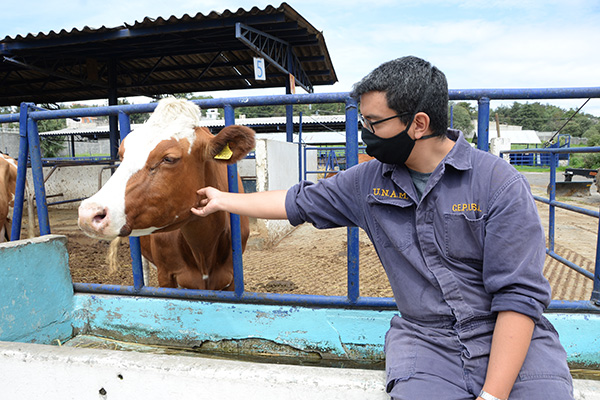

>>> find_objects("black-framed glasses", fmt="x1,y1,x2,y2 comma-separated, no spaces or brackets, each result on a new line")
359,112,412,133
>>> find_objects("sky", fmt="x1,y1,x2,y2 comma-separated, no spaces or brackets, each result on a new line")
2,0,599,116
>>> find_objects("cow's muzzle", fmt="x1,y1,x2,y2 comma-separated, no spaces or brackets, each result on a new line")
78,201,123,239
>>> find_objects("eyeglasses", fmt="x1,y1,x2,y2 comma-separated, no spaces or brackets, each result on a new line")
359,112,412,133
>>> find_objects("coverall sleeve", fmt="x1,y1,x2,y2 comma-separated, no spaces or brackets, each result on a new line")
285,166,366,229
482,174,551,322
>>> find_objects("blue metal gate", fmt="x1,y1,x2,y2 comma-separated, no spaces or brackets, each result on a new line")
1,87,600,312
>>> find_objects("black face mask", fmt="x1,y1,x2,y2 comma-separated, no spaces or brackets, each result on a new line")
361,122,435,165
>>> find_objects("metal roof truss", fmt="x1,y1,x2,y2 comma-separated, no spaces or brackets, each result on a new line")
235,23,312,93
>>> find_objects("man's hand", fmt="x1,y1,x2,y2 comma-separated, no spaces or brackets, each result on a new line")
191,187,224,217
191,187,288,220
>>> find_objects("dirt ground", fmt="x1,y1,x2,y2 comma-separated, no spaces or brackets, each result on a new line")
25,172,598,301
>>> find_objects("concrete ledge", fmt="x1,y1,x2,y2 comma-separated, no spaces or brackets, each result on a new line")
0,341,387,400
0,341,598,399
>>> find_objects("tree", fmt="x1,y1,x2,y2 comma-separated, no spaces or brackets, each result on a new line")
0,106,19,130
118,99,150,124
34,104,67,157
492,101,598,137
583,125,600,146
449,103,474,134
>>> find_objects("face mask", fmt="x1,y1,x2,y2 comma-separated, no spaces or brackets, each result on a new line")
361,122,435,165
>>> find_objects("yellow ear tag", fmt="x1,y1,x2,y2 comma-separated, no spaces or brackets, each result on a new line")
214,143,233,160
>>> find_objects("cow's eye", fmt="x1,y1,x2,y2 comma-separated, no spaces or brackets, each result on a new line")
163,156,177,164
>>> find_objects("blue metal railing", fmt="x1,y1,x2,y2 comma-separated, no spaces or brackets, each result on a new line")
501,147,600,303
1,87,600,311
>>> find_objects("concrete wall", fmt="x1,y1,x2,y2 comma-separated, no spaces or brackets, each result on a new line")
0,235,74,344
29,165,115,208
0,131,20,157
71,139,111,157
254,139,299,247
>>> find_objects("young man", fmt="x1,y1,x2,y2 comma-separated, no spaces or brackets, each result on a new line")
192,56,574,400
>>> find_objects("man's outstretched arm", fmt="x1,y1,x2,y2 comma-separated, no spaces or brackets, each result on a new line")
191,187,288,219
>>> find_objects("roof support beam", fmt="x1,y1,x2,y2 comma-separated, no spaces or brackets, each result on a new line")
235,22,313,93
3,56,109,89
196,52,223,82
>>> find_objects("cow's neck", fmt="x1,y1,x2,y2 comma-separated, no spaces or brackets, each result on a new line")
179,158,231,274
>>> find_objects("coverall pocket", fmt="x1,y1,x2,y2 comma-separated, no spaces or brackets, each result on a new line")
368,194,413,251
443,213,485,262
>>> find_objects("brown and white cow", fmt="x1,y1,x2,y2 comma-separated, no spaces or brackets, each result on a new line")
78,98,255,290
0,153,18,242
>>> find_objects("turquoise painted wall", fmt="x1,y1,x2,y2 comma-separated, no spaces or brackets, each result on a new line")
71,294,396,361
0,235,74,344
1,235,599,368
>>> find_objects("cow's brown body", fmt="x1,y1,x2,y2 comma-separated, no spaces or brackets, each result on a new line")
78,98,255,290
0,154,17,242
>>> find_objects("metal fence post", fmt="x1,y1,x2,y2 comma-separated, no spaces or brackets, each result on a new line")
10,103,31,240
548,153,557,252
345,97,360,303
27,116,50,235
298,112,303,182
477,97,490,152
224,104,245,297
118,110,144,291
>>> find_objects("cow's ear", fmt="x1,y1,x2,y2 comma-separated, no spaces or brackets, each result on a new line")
209,125,256,164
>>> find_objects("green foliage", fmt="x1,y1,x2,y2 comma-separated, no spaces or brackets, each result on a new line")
0,106,19,129
0,106,18,115
569,152,600,169
492,101,599,137
234,102,345,118
118,99,150,124
456,102,477,119
39,136,66,157
449,102,474,134
35,108,67,157
579,153,600,169
583,130,600,146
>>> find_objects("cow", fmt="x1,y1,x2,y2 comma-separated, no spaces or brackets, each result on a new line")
78,98,256,290
0,153,18,242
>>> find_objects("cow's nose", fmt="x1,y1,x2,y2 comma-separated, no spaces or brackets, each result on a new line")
78,203,110,232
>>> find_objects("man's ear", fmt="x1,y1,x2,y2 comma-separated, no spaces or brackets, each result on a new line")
412,112,431,139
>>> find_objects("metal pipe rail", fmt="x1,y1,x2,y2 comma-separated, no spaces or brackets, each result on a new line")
502,148,600,304
3,86,600,311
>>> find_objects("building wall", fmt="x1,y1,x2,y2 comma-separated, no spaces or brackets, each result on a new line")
0,131,20,156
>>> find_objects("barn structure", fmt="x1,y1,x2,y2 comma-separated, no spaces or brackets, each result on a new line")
0,2,338,158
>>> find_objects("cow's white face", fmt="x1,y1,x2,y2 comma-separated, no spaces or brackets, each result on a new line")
78,98,256,241
78,98,201,239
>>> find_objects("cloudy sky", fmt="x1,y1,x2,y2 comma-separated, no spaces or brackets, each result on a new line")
2,0,599,115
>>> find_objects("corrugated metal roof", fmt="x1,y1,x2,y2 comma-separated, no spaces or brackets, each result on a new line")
0,3,337,106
